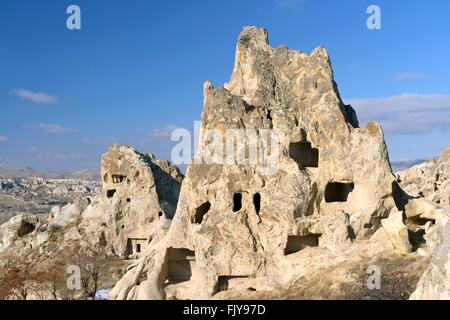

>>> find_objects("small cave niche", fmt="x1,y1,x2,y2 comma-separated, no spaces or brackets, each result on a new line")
217,276,252,292
126,238,147,256
267,109,272,121
112,174,127,183
284,234,320,255
106,189,116,198
233,193,243,212
408,229,427,252
126,198,131,203
158,211,163,217
162,248,196,285
364,223,373,229
17,221,35,237
192,202,211,224
288,142,319,168
325,182,354,203
253,193,261,214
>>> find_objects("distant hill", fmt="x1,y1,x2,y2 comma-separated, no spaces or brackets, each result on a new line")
0,167,100,181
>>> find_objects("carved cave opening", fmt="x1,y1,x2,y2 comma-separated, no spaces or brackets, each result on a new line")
253,193,261,214
192,201,211,224
106,189,116,198
325,182,354,202
284,234,320,255
163,248,196,284
233,193,242,212
288,142,319,168
17,221,35,237
126,238,147,256
217,276,254,292
112,174,127,183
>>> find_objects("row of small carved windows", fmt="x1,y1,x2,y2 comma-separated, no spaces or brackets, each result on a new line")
192,192,261,224
103,174,131,184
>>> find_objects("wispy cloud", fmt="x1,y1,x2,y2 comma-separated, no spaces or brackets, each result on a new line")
138,124,182,153
28,146,84,161
11,88,58,104
391,72,431,81
146,124,180,138
0,135,8,142
345,93,450,134
27,123,75,134
275,0,304,9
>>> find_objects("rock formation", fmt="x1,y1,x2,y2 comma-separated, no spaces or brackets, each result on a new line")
99,144,183,258
109,26,411,300
0,145,183,299
1,26,448,301
405,148,450,299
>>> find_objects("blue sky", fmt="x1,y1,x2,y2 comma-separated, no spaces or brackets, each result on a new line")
0,0,449,171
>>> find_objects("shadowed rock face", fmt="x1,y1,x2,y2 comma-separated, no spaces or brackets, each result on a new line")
109,27,405,300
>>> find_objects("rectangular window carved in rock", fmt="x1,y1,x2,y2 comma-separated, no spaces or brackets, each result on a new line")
112,174,126,183
288,142,319,168
284,234,320,255
106,189,116,198
217,276,253,292
325,182,354,202
164,248,196,284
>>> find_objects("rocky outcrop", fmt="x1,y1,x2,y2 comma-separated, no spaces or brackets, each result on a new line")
0,145,183,264
397,147,450,207
410,209,450,299
407,149,450,299
109,26,408,300
99,144,183,258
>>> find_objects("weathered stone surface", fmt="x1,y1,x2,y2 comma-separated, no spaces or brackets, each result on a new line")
109,26,404,300
0,214,38,253
319,210,353,252
100,144,183,258
405,198,438,221
410,209,450,299
0,145,182,275
397,147,450,207
381,211,411,253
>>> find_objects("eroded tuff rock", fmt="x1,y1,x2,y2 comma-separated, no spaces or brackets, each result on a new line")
406,149,450,299
98,144,183,258
109,26,410,300
397,147,450,207
0,145,183,273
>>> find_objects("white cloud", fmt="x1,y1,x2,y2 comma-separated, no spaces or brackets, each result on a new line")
345,93,450,134
138,124,183,150
275,0,304,9
11,88,58,104
391,72,430,81
27,146,85,161
27,123,75,134
0,135,7,142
